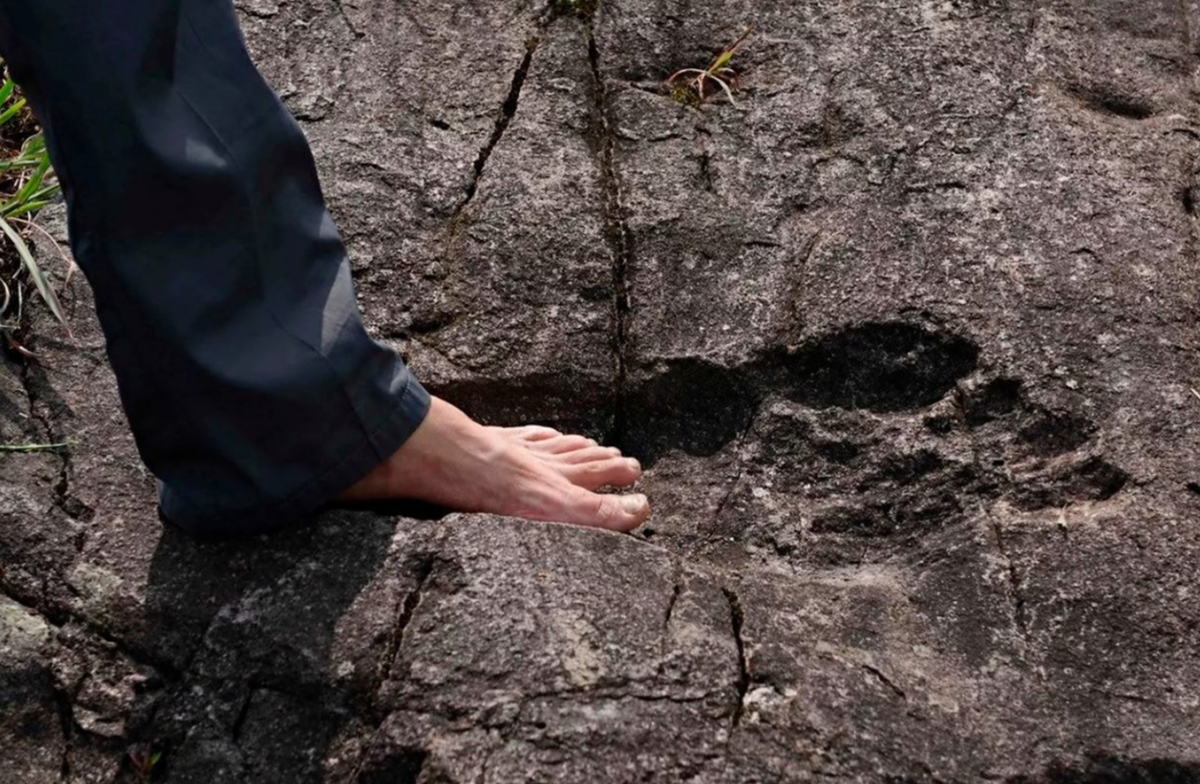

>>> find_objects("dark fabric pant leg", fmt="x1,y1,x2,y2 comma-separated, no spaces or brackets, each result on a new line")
0,0,430,537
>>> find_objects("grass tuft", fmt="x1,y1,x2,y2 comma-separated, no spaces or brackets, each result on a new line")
0,60,70,349
666,28,753,108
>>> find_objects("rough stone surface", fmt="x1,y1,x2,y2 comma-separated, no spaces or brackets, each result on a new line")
3,0,1200,781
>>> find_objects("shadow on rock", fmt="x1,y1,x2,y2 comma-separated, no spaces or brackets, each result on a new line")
774,322,979,413
140,512,400,783
622,322,978,466
622,358,759,466
421,321,982,470
1007,754,1200,784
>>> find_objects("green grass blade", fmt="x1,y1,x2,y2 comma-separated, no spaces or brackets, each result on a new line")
0,97,26,128
0,441,69,453
25,185,59,203
4,200,52,219
11,153,50,207
20,133,45,155
0,78,15,107
0,213,67,327
707,28,753,76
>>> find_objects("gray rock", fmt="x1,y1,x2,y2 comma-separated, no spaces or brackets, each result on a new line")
3,0,1200,781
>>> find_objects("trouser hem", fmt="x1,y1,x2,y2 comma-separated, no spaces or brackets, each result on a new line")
158,374,432,538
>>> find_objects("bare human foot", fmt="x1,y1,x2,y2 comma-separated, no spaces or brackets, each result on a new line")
336,397,651,532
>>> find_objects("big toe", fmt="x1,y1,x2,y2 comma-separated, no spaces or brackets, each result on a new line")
566,491,650,532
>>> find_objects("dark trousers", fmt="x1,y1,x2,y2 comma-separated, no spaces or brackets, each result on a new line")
0,0,431,536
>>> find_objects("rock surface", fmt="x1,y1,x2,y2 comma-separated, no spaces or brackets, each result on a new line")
3,0,1200,781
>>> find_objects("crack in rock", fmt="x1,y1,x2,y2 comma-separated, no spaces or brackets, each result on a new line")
659,561,684,663
585,23,636,448
330,0,362,38
861,663,906,701
374,556,435,714
51,681,75,780
721,587,750,727
456,36,540,213
15,357,75,524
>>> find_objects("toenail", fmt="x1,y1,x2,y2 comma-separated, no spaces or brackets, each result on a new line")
626,458,641,471
620,494,648,513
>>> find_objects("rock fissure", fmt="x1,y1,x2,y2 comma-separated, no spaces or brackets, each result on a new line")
860,663,906,701
51,683,74,781
721,587,750,727
456,36,541,214
585,23,635,448
330,0,362,38
660,561,684,661
15,357,74,524
0,576,180,687
374,557,435,712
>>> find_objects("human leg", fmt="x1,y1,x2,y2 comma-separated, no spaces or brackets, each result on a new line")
0,0,649,535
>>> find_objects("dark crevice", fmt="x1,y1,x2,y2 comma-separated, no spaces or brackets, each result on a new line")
234,1,280,20
0,575,51,620
698,150,715,192
14,357,74,524
629,80,670,98
660,561,684,659
329,0,362,38
586,24,636,450
663,581,681,631
51,682,74,780
905,180,968,194
543,0,598,22
521,684,712,705
455,37,540,214
346,556,437,784
1062,82,1156,120
358,749,429,784
861,663,906,701
721,587,750,727
375,556,435,711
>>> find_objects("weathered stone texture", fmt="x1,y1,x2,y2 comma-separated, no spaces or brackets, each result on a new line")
3,0,1200,781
